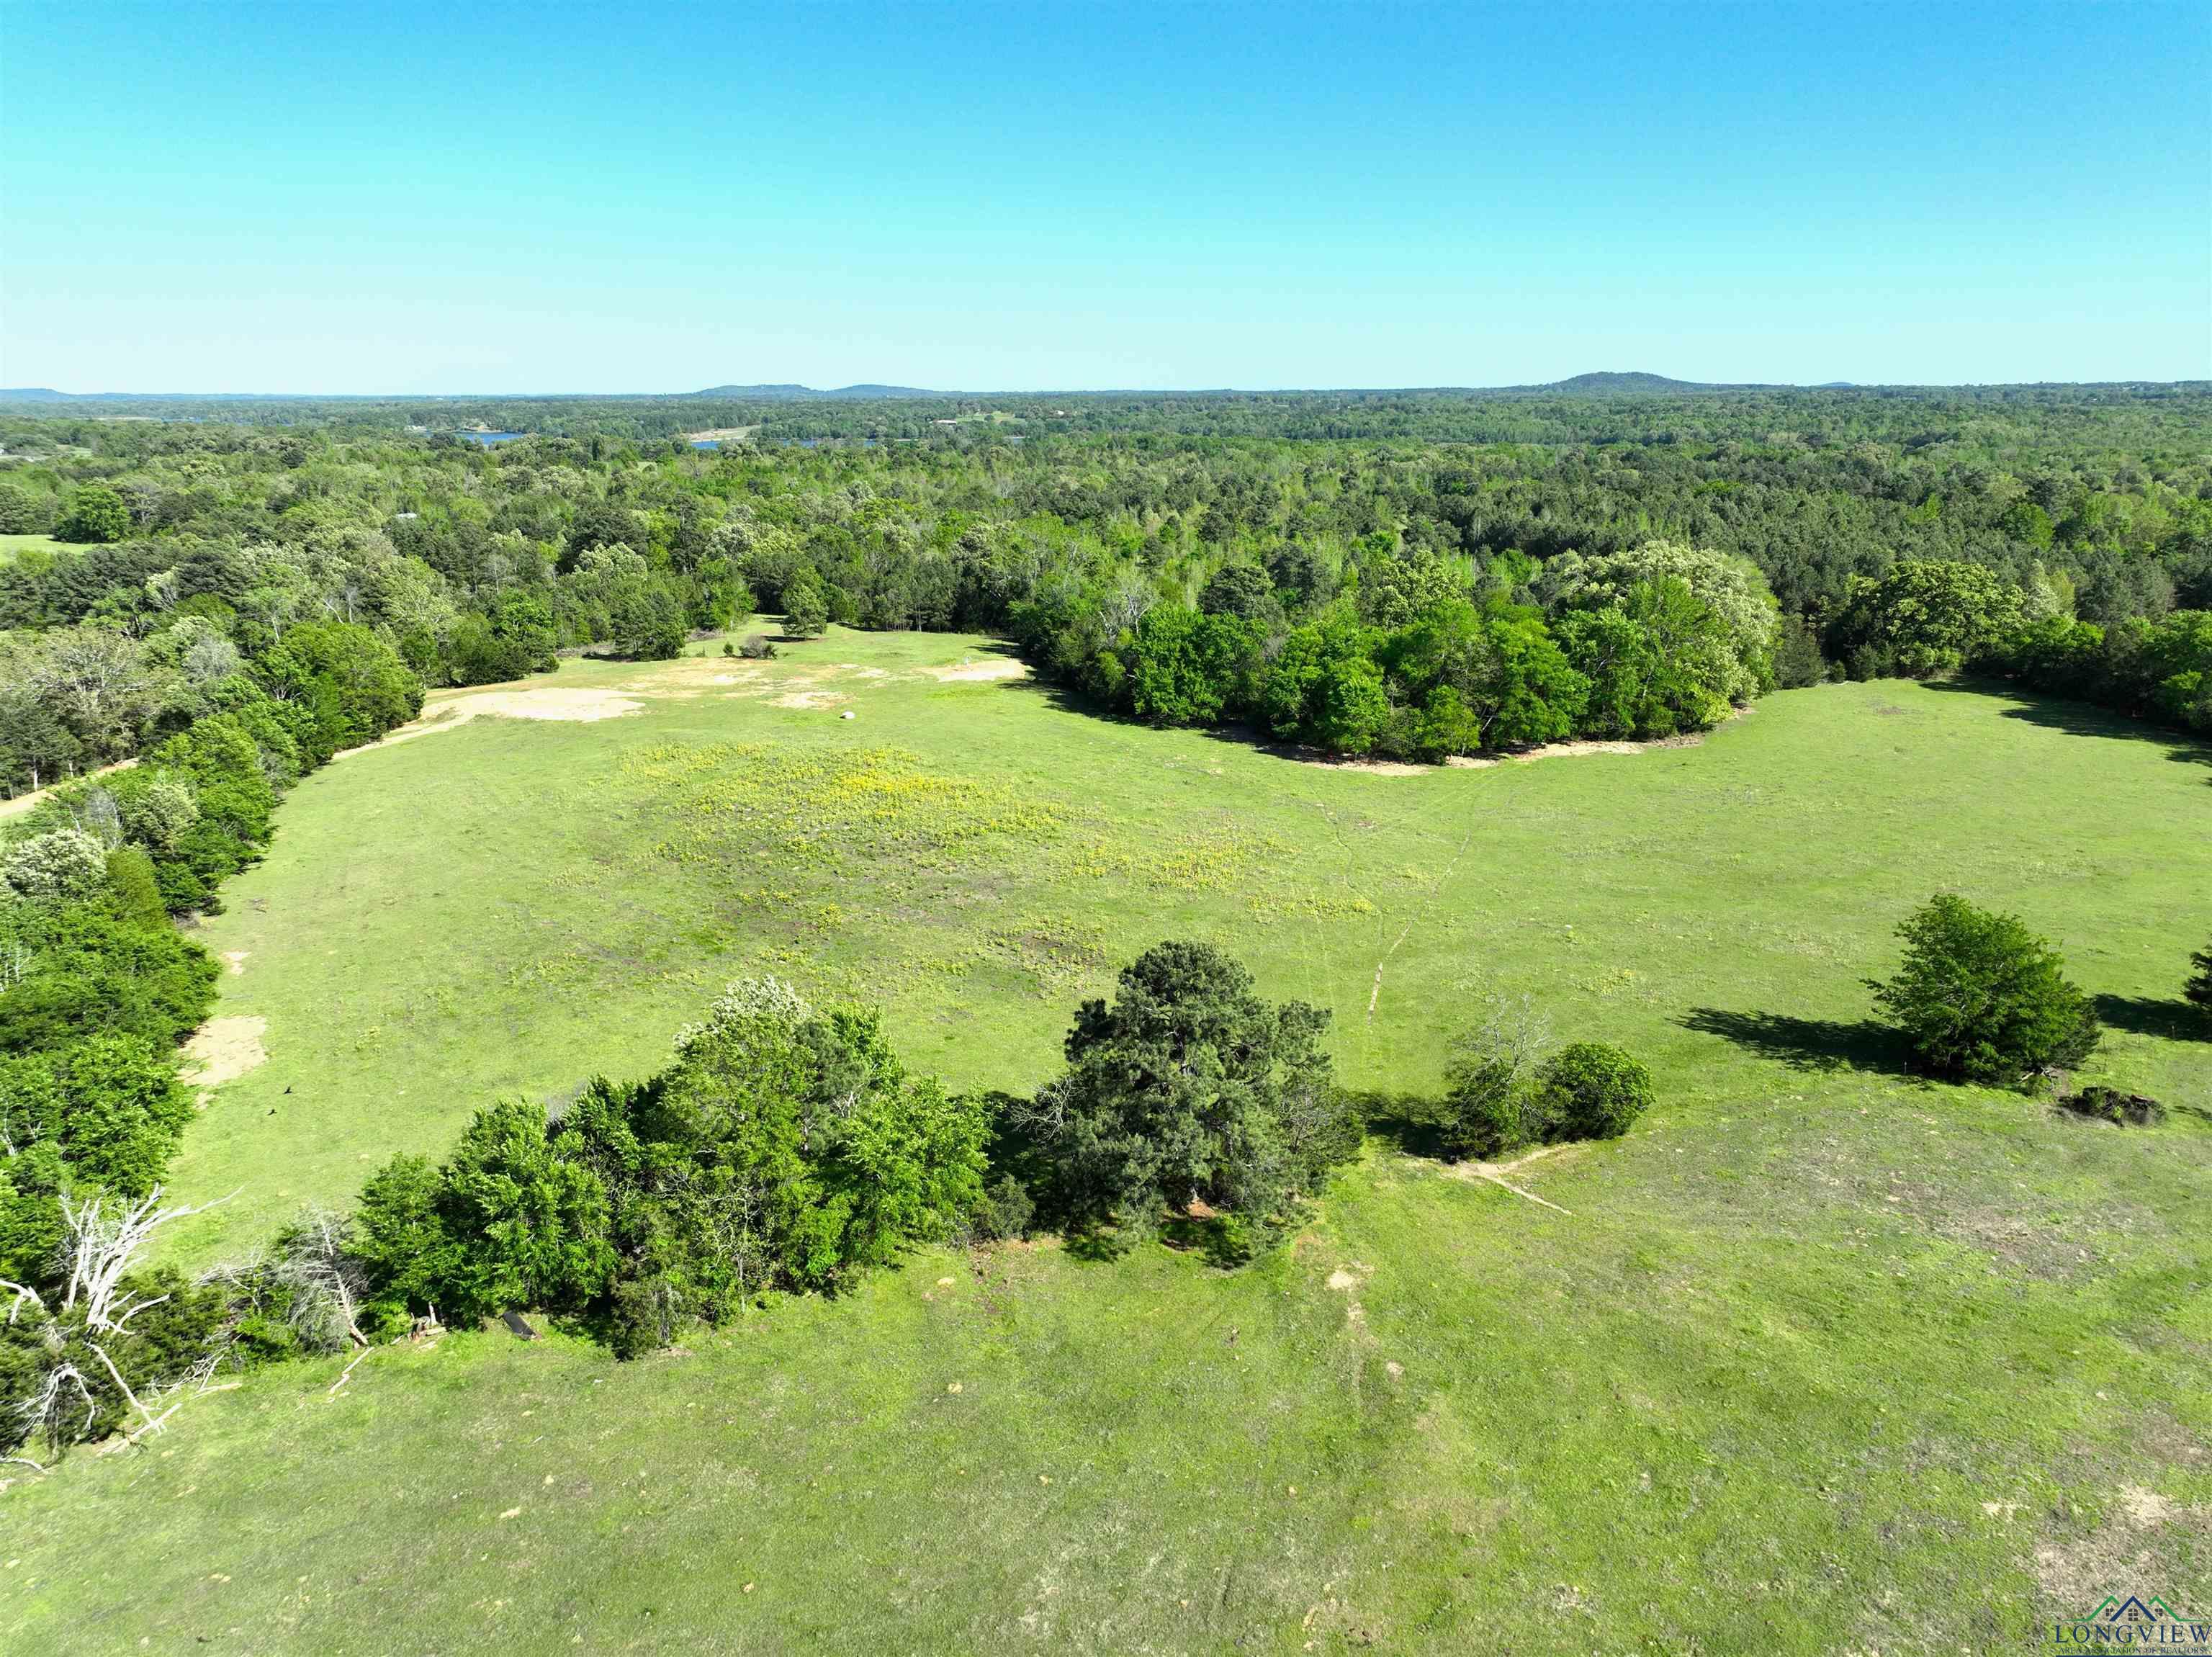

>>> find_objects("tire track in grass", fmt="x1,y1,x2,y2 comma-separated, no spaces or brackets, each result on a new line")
1366,819,1476,1023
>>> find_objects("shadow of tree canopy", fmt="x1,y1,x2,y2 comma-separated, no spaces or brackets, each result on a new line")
1920,677,2212,781
2094,994,2210,1043
1344,1088,1452,1159
1677,1007,1908,1074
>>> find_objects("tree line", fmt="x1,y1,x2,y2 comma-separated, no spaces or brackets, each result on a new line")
0,929,1658,1455
3,388,2206,789
0,616,421,1453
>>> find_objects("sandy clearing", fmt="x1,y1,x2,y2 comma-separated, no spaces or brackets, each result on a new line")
618,658,775,693
1281,718,1734,775
2118,1485,2184,1527
1305,756,1428,777
920,659,1028,683
2034,1481,2208,1608
449,688,645,722
345,688,646,752
772,689,849,710
1448,739,1666,769
220,951,249,976
182,1015,267,1093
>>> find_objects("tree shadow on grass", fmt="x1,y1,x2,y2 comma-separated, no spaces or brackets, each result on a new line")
1919,677,2212,782
1678,1007,1909,1075
2094,994,2211,1043
1344,1089,1451,1159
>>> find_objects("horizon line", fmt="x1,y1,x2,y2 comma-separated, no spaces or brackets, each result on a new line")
6,377,2211,402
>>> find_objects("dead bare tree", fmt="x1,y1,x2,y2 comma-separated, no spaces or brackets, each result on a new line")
1456,992,1556,1090
270,1206,369,1350
0,1185,239,1458
60,1186,234,1334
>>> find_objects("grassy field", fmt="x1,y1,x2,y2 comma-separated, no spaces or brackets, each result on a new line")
4,627,2208,1653
0,531,66,562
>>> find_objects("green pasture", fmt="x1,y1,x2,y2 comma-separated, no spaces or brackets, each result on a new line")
0,532,66,562
3,626,2206,1652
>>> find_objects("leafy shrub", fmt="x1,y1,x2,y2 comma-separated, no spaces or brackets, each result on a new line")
2188,942,2212,1021
349,979,987,1348
1436,1002,1653,1159
1869,894,2101,1086
1435,995,1555,1158
1831,561,2024,678
1537,1043,1653,1140
970,1172,1036,1241
256,620,424,755
0,481,50,534
112,775,199,853
1437,1054,1543,1159
739,632,775,660
1,829,109,902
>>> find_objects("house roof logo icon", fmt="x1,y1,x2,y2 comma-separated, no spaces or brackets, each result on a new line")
2094,1596,2179,1623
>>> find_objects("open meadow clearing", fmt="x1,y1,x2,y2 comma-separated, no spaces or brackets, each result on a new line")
0,533,67,564
2,624,2206,1653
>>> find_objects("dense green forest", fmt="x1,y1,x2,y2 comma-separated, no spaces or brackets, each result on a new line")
0,383,2206,1466
2,384,2207,792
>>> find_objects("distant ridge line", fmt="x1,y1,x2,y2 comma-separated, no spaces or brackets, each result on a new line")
4,374,2205,402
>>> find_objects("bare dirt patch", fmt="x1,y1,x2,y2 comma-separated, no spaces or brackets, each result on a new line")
1325,1263,1371,1328
1272,729,1712,776
772,689,850,710
220,951,250,976
349,688,645,751
919,658,1028,683
2033,1483,2210,1613
451,688,645,722
1439,1144,1579,1213
1305,755,1429,776
183,1015,267,1095
1447,737,1689,768
617,658,775,694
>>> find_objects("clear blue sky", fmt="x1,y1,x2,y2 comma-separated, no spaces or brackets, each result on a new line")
4,1,2207,392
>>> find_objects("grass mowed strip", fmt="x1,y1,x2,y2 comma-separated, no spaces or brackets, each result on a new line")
13,626,2202,1652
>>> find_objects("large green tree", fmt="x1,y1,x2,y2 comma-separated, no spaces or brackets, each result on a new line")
1033,940,1357,1244
55,484,131,545
1832,561,2026,678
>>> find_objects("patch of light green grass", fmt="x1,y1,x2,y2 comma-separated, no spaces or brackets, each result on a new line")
0,532,66,562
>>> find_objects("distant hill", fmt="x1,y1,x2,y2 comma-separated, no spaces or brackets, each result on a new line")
692,382,943,400
0,388,71,401
1542,372,1717,394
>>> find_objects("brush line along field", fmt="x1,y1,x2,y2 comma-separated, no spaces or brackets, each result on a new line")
4,625,2208,1654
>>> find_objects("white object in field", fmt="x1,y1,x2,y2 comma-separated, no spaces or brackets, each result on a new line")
840,710,856,719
